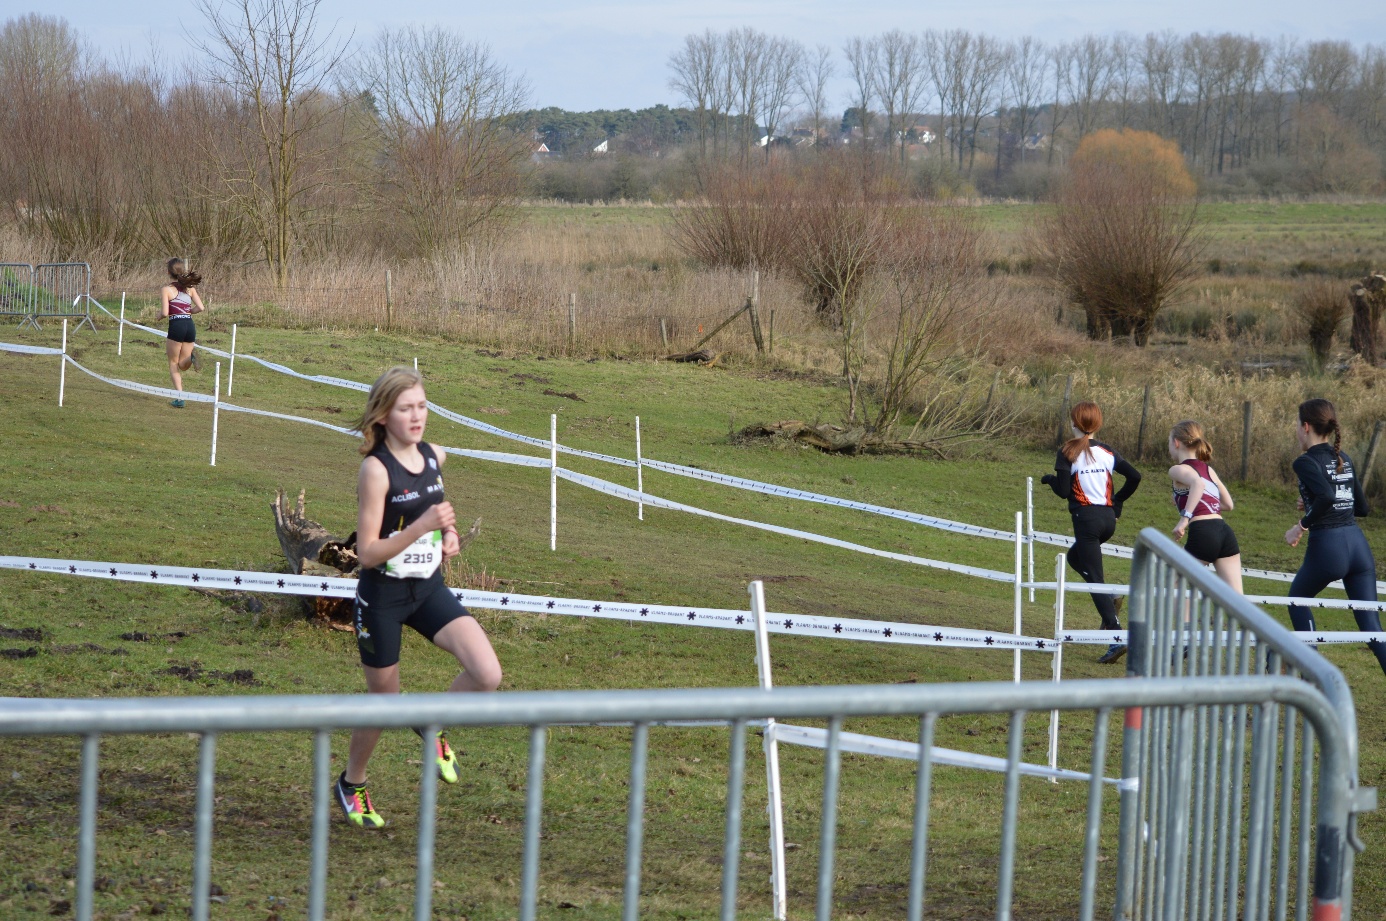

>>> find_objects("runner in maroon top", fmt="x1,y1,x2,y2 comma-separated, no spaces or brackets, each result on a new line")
1168,420,1242,592
157,258,206,408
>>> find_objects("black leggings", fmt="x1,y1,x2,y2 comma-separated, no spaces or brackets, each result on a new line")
1288,525,1386,678
1068,506,1120,631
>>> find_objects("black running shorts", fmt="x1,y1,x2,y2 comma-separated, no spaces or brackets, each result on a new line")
353,570,471,668
167,318,196,343
1183,518,1240,564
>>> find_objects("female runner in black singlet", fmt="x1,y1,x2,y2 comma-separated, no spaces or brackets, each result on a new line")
335,366,502,829
158,258,205,408
1284,399,1386,679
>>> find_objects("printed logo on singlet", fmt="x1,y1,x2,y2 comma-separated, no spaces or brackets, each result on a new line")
426,479,444,495
428,457,437,470
390,490,421,504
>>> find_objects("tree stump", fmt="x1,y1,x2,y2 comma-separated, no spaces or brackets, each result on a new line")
1350,273,1386,366
271,488,480,630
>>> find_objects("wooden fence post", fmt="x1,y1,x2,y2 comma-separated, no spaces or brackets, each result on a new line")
659,317,669,349
568,293,576,354
1136,384,1152,459
746,271,766,354
1055,375,1073,447
1241,401,1253,481
768,309,775,355
1362,420,1386,491
385,269,393,332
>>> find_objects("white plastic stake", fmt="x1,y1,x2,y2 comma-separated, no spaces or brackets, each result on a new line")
1048,553,1067,781
1013,511,1024,683
58,319,67,407
1026,477,1036,602
634,416,644,521
117,293,125,356
211,362,222,466
414,357,418,371
227,324,237,397
549,414,558,551
750,580,788,921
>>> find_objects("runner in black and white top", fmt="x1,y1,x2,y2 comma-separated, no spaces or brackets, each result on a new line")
336,366,502,829
1284,398,1386,679
1041,401,1141,664
1167,420,1242,592
158,258,205,409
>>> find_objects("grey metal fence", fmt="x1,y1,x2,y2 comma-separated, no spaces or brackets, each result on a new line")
1120,527,1375,921
31,262,95,331
0,675,1353,921
1,262,35,326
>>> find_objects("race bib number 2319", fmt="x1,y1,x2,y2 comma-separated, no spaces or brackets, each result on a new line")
384,530,441,579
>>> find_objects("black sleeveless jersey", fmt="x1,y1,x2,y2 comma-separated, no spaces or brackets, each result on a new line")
369,442,445,538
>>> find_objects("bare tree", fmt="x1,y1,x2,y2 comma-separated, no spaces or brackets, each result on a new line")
669,31,722,160
796,44,836,147
354,26,529,258
1069,34,1113,140
1004,36,1048,165
843,36,879,148
1108,33,1138,129
759,37,804,159
958,34,1007,174
1045,40,1074,166
872,208,988,436
1140,31,1187,142
194,0,350,287
871,29,930,164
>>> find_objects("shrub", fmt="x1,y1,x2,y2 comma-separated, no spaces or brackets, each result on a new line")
1295,278,1350,365
1035,129,1206,346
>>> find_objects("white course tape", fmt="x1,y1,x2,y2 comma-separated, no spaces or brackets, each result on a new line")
1025,580,1386,612
63,355,217,403
0,555,1054,652
641,458,1017,541
555,467,1019,585
1059,628,1386,646
769,723,1133,789
1,341,65,355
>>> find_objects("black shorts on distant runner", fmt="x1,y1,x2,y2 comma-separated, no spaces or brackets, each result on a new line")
352,570,471,668
167,318,196,343
1183,517,1240,564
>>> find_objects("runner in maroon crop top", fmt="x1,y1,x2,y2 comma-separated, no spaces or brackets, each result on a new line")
1168,420,1242,592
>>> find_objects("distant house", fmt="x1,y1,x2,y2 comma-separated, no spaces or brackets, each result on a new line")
530,142,551,162
592,139,609,155
757,134,793,149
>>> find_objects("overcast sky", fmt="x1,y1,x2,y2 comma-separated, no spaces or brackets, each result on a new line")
21,0,1386,111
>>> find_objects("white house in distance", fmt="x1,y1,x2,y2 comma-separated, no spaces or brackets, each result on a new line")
592,139,609,155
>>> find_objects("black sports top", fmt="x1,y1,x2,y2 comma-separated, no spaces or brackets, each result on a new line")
369,441,446,539
1294,443,1368,531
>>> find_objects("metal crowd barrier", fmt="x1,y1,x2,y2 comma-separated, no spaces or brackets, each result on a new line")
1120,528,1375,921
31,262,95,331
0,675,1353,921
1,262,35,326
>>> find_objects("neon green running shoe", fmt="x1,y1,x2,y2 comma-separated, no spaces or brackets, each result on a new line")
433,732,460,785
335,773,385,829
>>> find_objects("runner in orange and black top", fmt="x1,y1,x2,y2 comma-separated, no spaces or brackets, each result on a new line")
1041,401,1142,664
1167,421,1242,592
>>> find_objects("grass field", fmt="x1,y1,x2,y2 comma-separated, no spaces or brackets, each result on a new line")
2,316,1385,919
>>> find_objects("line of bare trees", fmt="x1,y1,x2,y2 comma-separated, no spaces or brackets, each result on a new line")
0,3,531,280
669,28,1386,192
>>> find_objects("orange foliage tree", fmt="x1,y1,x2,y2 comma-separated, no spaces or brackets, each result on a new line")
1038,129,1206,346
